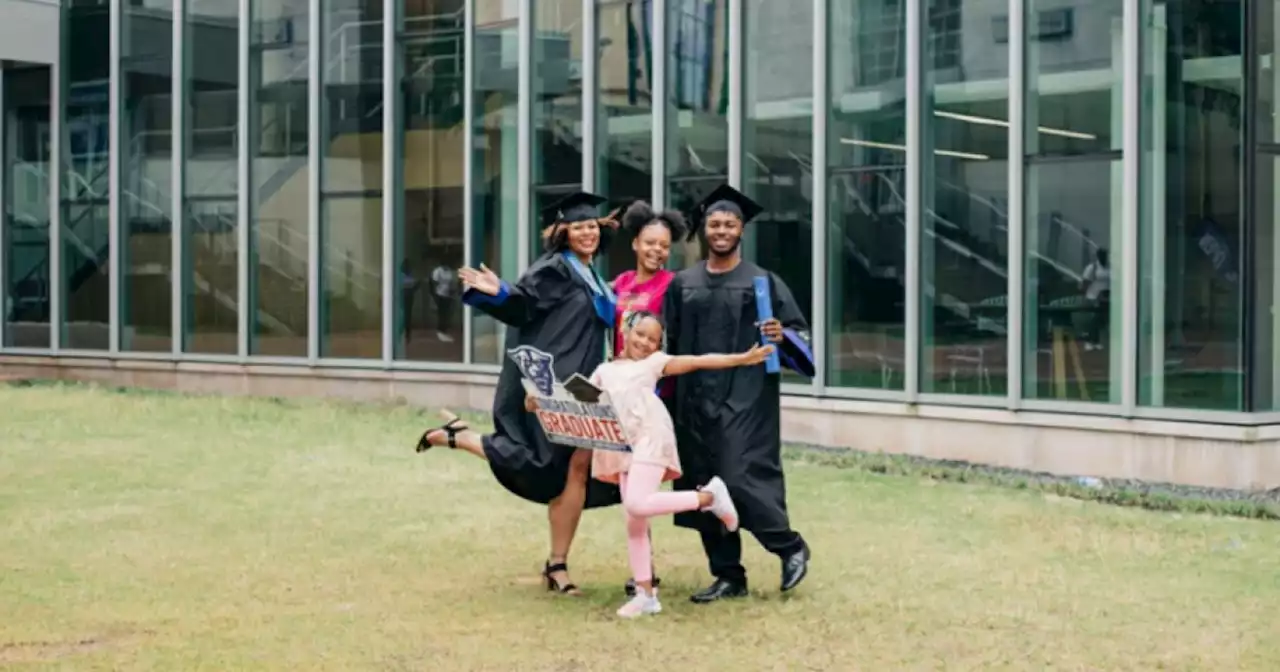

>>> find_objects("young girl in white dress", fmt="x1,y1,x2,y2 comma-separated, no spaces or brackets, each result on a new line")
576,311,773,618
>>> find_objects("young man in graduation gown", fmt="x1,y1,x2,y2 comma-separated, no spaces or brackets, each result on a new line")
662,184,816,603
415,191,622,595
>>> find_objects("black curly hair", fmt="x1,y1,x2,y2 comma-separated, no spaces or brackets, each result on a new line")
621,200,689,242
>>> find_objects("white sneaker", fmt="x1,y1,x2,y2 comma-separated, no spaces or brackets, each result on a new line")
616,587,662,618
701,476,739,532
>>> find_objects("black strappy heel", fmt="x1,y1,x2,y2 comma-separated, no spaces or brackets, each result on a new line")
415,415,468,453
543,561,581,595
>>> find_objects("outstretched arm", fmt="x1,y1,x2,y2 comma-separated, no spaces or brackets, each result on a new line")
461,260,568,328
661,345,774,377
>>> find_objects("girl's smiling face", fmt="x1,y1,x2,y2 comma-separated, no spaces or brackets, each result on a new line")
624,315,663,359
632,222,672,274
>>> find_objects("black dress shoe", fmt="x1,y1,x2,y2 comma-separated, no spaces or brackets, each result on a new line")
780,544,810,592
623,575,661,597
689,578,748,604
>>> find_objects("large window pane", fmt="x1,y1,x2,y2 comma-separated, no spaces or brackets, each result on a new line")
397,1,465,362
744,0,813,378
597,0,654,275
1256,2,1280,410
319,0,383,359
533,0,584,262
182,0,239,355
1023,0,1123,404
826,0,906,390
249,0,310,357
4,66,52,349
120,0,175,353
921,0,1009,396
62,2,111,351
1139,0,1243,410
666,0,726,270
470,0,520,365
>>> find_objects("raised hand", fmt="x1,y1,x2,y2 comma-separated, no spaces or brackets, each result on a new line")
458,263,501,296
738,344,776,366
599,207,623,230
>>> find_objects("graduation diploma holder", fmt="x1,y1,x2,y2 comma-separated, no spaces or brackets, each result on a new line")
506,345,633,453
753,276,782,374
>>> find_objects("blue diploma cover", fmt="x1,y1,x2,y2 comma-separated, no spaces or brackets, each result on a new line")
753,275,781,374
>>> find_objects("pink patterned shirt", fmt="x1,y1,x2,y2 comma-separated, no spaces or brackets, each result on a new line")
612,269,675,398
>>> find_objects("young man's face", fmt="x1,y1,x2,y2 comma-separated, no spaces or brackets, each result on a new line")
703,212,743,258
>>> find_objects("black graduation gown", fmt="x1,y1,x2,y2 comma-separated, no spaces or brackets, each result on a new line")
663,260,815,534
463,254,621,509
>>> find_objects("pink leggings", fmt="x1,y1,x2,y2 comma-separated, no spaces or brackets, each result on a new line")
619,462,703,584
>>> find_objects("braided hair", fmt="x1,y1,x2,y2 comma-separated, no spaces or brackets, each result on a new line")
623,309,664,333
621,200,689,241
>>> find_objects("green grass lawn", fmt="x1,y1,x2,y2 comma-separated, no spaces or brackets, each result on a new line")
2,383,1279,671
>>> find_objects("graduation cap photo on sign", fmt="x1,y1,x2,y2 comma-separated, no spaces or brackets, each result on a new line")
689,184,765,242
562,373,604,404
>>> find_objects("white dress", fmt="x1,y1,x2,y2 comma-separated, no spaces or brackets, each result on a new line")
588,353,681,485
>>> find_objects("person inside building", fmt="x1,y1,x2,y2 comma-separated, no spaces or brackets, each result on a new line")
413,191,621,596
662,184,816,603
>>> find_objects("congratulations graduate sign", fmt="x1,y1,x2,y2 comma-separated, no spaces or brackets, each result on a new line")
507,346,632,453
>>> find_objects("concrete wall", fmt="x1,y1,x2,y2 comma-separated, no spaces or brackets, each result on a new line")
3,354,1279,491
0,0,59,65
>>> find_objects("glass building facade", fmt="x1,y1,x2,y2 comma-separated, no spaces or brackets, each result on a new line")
4,0,1280,426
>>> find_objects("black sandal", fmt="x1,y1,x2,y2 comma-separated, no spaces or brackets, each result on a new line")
543,561,581,595
415,415,468,453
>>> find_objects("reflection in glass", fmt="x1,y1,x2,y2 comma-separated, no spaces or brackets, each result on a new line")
1256,1,1280,410
249,0,310,357
62,2,111,351
920,0,1009,396
470,0,520,365
1024,0,1123,404
597,0,654,276
183,0,239,354
532,0,584,263
4,66,52,349
60,3,111,350
825,0,906,390
744,0,813,368
319,0,383,359
120,0,175,352
1139,0,1243,410
397,0,466,362
666,0,726,270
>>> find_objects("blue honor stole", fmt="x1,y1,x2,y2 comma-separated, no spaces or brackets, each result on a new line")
753,276,782,374
562,252,617,361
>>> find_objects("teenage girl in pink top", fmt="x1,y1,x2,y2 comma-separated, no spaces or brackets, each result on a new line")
611,201,686,362
610,200,686,598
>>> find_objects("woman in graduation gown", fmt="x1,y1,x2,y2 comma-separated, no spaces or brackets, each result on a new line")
415,191,621,596
662,184,817,603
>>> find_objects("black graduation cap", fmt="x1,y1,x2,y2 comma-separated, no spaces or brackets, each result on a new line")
688,184,764,241
540,191,608,229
